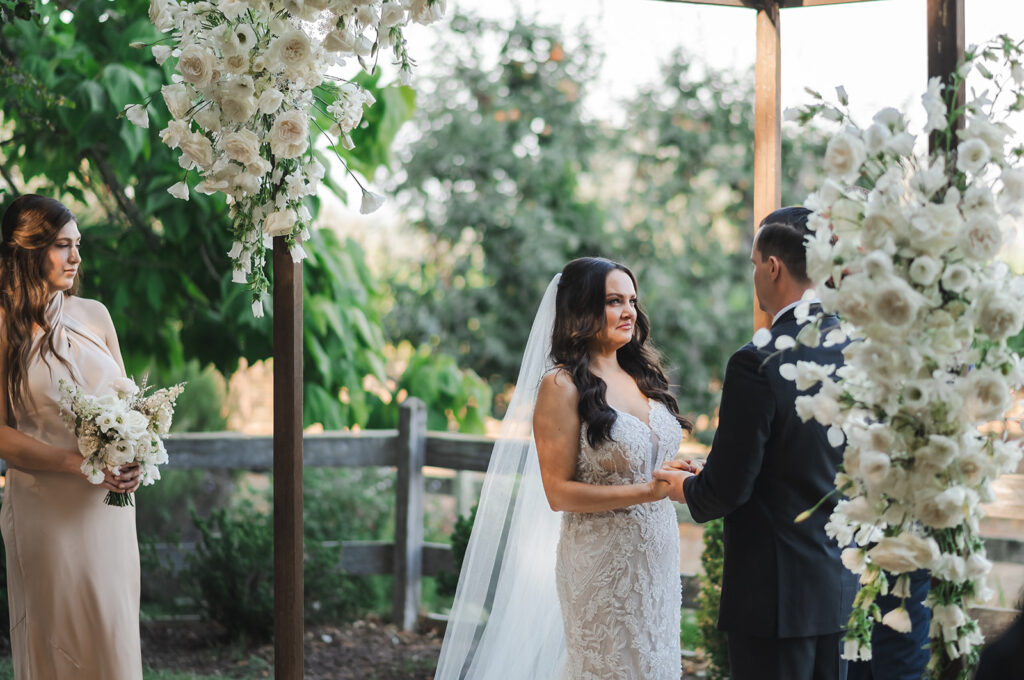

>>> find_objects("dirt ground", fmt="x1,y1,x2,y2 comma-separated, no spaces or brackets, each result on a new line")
137,617,709,679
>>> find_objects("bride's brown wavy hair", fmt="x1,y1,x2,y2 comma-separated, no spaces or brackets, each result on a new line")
0,194,79,411
551,257,692,448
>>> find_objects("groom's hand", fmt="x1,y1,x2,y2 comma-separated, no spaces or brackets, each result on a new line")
652,466,694,504
664,458,704,474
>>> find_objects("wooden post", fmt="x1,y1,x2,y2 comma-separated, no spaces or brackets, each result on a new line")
753,0,781,331
394,398,426,631
927,0,965,151
273,237,304,678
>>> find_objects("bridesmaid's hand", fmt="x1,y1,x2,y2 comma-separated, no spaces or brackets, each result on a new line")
103,463,141,494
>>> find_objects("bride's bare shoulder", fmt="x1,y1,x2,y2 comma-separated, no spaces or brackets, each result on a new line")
539,367,578,399
65,295,112,322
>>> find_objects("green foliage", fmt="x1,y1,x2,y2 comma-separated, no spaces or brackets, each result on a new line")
187,504,275,641
696,518,729,679
186,468,397,639
436,503,476,597
386,14,614,388
0,0,421,431
132,359,228,434
392,346,492,433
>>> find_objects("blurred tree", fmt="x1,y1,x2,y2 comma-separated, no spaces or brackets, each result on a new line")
386,16,828,428
0,0,487,431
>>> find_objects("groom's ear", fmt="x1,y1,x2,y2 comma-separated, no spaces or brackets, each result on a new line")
767,255,784,280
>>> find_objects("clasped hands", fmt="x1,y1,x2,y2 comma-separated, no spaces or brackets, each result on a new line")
650,458,703,504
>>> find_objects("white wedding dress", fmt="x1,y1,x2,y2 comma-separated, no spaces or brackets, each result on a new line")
556,401,683,680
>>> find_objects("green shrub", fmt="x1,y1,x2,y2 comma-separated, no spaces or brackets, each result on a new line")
436,503,476,598
696,518,730,679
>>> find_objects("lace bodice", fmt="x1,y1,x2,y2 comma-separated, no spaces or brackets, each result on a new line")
556,400,684,680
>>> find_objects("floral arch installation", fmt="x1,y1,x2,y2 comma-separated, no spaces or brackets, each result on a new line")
651,0,964,330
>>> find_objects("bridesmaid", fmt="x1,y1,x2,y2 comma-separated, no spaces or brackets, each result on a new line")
0,194,143,679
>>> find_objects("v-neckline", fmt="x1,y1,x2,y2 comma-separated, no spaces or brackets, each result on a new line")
610,399,655,430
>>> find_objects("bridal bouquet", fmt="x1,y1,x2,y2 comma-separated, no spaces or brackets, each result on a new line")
126,0,445,316
778,36,1024,679
59,377,186,507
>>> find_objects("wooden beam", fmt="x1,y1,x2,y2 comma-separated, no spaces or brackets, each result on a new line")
649,0,880,7
753,0,781,331
273,237,304,679
927,0,965,150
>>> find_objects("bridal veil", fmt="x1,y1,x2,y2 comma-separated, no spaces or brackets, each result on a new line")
434,274,567,679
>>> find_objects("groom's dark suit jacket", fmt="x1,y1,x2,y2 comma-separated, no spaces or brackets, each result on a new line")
682,306,858,639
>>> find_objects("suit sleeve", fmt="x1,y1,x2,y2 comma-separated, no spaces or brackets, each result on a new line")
683,347,775,523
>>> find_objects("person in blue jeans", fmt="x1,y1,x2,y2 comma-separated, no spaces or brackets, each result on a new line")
847,569,931,680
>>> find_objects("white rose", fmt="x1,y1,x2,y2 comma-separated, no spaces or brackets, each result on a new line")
978,291,1024,341
264,209,296,237
862,251,893,279
149,0,175,32
257,87,284,115
857,450,891,488
908,201,961,256
824,131,866,183
380,1,405,26
180,133,214,169
177,45,217,87
269,29,312,75
867,533,938,573
956,138,991,175
161,83,193,120
793,361,836,391
805,228,835,284
871,277,922,330
269,110,309,159
958,212,1002,261
222,52,250,75
963,369,1011,422
123,409,150,438
916,486,969,529
234,171,262,196
323,28,357,54
410,0,445,25
221,129,262,166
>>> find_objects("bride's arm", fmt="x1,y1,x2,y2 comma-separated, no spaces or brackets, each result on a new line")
534,370,669,513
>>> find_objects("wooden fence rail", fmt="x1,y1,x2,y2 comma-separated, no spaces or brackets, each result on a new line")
163,402,1024,635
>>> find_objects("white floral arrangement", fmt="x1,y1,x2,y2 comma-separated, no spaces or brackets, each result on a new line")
59,376,186,507
123,0,445,316
774,36,1024,679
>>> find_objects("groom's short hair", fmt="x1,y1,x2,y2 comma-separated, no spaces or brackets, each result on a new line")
754,207,813,284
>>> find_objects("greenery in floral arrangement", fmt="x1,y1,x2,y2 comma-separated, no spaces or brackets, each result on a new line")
695,518,729,680
782,35,1024,679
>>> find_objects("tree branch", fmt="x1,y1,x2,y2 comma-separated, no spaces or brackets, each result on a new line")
82,147,160,252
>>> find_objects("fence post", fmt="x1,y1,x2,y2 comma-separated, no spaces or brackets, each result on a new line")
394,398,426,630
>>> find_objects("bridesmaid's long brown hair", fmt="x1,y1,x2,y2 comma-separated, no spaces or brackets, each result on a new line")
0,194,79,410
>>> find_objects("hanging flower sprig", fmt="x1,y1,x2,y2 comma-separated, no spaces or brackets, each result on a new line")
775,35,1024,680
124,0,445,316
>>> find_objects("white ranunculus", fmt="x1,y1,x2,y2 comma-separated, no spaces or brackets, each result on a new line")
978,291,1024,341
881,607,913,633
963,369,1011,422
269,110,309,159
940,262,972,294
410,0,445,24
956,138,992,175
908,255,941,287
867,533,938,573
824,132,867,183
180,133,214,169
219,77,256,123
221,129,262,166
177,44,217,87
257,87,284,115
161,83,192,119
193,103,222,132
922,76,946,134
264,208,296,237
380,1,406,26
870,277,922,330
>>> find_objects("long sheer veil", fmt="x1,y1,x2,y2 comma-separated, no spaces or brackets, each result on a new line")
434,274,567,679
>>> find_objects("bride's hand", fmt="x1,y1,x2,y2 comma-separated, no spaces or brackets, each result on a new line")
647,478,671,501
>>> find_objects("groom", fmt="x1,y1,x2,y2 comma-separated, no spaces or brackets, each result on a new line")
655,207,857,680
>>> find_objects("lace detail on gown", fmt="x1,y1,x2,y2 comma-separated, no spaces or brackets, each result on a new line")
555,400,683,680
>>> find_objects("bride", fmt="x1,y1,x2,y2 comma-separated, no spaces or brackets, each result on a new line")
436,257,692,679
